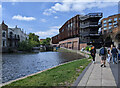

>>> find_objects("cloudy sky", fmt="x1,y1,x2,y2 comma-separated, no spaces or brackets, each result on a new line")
1,0,119,39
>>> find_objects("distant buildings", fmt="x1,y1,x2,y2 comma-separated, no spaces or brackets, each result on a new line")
52,13,103,50
101,14,120,48
1,21,29,52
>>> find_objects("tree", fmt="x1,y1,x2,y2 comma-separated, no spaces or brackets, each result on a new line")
17,33,40,52
40,37,51,45
28,33,40,46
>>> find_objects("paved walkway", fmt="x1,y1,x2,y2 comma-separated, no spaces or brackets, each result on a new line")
78,54,117,87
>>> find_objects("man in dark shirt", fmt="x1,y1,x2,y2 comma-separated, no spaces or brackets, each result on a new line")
90,46,96,64
111,45,118,64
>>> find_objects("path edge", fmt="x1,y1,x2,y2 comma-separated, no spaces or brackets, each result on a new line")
71,62,92,87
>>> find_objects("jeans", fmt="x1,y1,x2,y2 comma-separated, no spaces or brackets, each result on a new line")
112,54,118,63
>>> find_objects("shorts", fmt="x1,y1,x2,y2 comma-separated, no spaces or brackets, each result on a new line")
101,56,106,60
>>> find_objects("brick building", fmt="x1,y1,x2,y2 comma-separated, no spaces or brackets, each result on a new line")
101,14,120,47
52,13,103,50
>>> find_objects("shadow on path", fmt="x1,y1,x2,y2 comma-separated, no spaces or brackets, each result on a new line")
110,62,120,88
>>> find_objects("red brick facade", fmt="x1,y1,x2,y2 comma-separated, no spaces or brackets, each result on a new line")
52,15,80,44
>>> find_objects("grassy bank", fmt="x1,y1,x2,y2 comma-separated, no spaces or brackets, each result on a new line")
3,59,91,87
2,48,92,87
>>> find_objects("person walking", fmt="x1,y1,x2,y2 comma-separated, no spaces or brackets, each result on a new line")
118,47,120,63
111,45,118,64
99,45,107,67
90,46,96,64
107,50,111,63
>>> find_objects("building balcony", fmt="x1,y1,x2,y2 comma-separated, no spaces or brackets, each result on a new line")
80,22,99,28
80,13,102,21
8,35,20,40
8,35,14,39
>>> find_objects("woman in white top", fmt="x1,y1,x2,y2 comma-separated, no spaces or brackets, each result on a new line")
107,50,111,63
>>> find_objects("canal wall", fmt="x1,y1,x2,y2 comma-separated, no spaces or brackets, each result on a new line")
1,49,90,87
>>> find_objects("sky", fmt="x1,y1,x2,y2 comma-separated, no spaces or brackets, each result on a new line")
1,0,119,39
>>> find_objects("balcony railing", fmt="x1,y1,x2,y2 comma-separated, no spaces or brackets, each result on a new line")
8,35,20,39
80,13,102,20
80,22,98,28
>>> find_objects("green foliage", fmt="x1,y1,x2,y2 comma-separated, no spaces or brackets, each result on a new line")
85,46,90,51
17,33,40,51
29,33,39,42
40,37,51,45
17,41,33,52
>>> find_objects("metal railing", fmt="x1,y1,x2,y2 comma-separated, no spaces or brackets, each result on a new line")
80,13,102,20
80,22,98,28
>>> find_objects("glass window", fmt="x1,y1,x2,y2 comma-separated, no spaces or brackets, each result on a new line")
103,20,107,23
104,23,107,26
2,32,5,37
71,23,73,27
3,40,5,47
108,19,112,22
109,26,112,29
104,27,107,30
114,25,117,28
109,23,112,25
114,17,117,21
62,29,64,32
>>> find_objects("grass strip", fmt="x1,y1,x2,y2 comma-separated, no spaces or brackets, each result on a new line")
2,58,91,87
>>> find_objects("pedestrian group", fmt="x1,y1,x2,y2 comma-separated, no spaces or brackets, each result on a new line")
90,44,120,67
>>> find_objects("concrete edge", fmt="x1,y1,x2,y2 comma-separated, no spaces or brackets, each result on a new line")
71,62,92,87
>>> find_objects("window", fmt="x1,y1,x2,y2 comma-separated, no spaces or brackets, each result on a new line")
109,23,112,25
15,34,16,38
104,27,107,30
114,17,117,21
103,20,107,23
109,26,112,29
71,23,73,27
2,32,5,37
113,21,117,25
3,40,5,47
17,35,20,39
68,24,70,28
114,25,117,28
62,29,64,32
108,19,112,22
104,23,107,26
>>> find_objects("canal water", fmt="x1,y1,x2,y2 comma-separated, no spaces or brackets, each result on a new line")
2,51,85,83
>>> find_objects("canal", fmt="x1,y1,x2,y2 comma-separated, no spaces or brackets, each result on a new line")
2,51,85,83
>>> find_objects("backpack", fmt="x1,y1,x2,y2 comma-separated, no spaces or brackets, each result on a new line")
89,47,91,51
100,48,106,55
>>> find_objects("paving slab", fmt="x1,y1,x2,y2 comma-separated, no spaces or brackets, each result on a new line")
77,54,117,87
